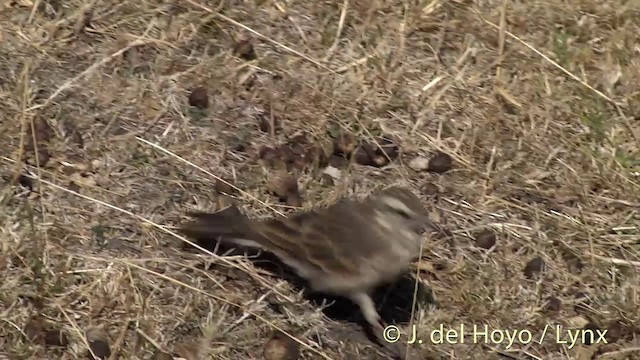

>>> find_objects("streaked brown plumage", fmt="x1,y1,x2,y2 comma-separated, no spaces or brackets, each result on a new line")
180,185,429,354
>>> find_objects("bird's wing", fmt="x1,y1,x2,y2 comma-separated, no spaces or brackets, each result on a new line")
248,202,366,277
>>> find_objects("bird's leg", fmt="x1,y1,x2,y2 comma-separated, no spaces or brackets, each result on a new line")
348,292,405,358
348,292,383,328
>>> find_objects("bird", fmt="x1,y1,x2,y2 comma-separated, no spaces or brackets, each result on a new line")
179,185,430,355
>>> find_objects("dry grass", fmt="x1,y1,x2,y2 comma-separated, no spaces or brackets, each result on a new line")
1,0,640,359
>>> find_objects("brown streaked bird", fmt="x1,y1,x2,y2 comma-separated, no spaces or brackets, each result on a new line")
180,185,429,355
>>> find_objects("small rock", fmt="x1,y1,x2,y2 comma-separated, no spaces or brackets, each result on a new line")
276,145,307,172
285,192,302,207
353,145,375,166
322,166,342,181
421,182,439,196
428,152,453,173
328,155,349,168
354,141,394,167
44,329,69,347
282,151,307,172
408,156,430,171
188,87,209,109
174,340,199,360
321,174,336,186
257,113,280,133
86,329,111,359
151,350,174,360
474,229,496,249
24,317,43,343
289,156,307,172
582,322,600,345
267,174,299,200
215,178,237,195
217,194,236,209
24,116,53,167
605,320,623,343
332,132,356,157
263,330,300,360
374,136,399,160
17,174,34,191
258,146,279,164
523,256,546,279
561,250,584,273
544,296,561,312
87,339,111,359
233,39,257,61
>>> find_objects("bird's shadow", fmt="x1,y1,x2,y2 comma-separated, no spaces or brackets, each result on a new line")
182,237,437,348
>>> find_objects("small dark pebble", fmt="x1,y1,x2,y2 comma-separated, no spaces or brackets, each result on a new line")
259,146,279,163
17,174,33,190
257,114,279,133
353,145,375,166
274,145,305,172
188,87,209,109
87,338,111,359
24,318,43,342
428,152,453,173
474,229,496,250
562,252,584,273
233,39,257,61
288,134,308,151
523,256,546,279
263,330,300,360
285,192,303,208
582,322,600,345
151,350,174,360
258,115,270,132
33,88,50,102
32,116,53,143
544,296,561,312
606,320,623,343
375,136,399,160
332,132,356,157
328,154,349,168
354,144,390,168
355,137,399,168
44,329,69,347
422,182,439,196
215,178,237,195
287,155,307,172
26,147,51,167
267,174,299,200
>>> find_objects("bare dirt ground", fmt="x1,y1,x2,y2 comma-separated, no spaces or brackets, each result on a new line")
1,0,639,359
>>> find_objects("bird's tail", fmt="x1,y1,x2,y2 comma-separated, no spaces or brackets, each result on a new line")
179,205,263,249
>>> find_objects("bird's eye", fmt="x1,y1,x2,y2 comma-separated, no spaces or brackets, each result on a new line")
389,205,412,219
388,205,411,219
